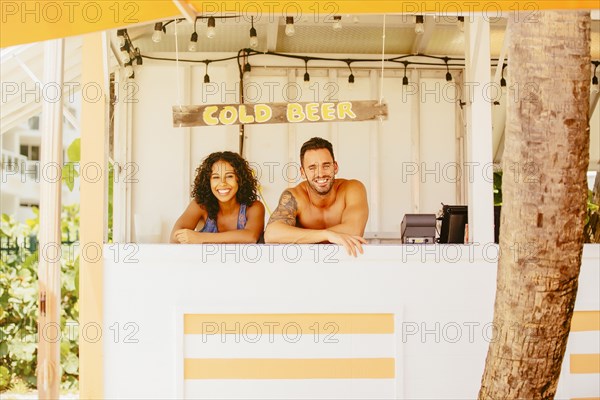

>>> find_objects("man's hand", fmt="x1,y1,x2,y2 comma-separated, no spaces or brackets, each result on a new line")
173,229,198,244
325,230,367,257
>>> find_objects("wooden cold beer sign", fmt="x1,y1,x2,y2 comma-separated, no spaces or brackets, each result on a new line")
173,100,388,127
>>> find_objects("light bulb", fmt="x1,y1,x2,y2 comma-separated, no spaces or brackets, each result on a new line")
152,23,163,43
243,63,251,80
206,27,216,39
285,17,295,36
117,33,126,47
120,49,130,64
457,16,464,32
204,74,210,84
415,15,424,34
207,17,216,38
446,71,452,82
249,27,258,49
333,16,342,31
348,74,354,84
188,32,198,52
124,64,134,78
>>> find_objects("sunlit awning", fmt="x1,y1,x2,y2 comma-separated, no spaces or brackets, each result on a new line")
1,0,597,48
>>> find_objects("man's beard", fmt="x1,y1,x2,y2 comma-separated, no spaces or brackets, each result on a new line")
307,175,335,196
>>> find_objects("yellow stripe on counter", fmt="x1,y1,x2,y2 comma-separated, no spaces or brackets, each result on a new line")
184,313,394,334
571,311,600,332
571,398,600,400
570,354,600,374
184,358,395,379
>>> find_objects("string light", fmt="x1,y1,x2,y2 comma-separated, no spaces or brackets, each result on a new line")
188,32,198,51
188,18,198,52
249,17,258,49
133,25,600,92
116,29,126,47
333,16,342,31
444,57,452,81
457,16,465,32
152,22,164,43
134,48,143,65
402,61,409,85
303,59,310,82
347,61,354,84
124,62,134,79
285,17,295,36
415,15,425,34
206,17,216,39
243,62,252,80
204,62,210,83
120,45,130,64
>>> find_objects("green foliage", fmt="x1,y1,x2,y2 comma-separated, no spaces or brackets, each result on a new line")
584,190,600,243
493,171,503,206
0,207,80,392
63,138,80,192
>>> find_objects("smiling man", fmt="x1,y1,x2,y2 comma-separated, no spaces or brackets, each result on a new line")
264,137,369,256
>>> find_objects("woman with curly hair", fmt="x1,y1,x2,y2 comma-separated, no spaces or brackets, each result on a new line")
170,151,265,243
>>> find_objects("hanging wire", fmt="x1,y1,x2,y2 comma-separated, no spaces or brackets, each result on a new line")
174,19,183,110
379,14,386,105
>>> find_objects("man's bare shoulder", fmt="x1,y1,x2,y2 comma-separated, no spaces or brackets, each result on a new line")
286,182,309,202
337,179,366,194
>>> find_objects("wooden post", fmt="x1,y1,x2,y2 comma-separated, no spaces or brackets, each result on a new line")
79,31,107,399
37,38,64,399
464,17,494,244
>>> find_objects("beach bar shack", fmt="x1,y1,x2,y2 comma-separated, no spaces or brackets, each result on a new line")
1,1,599,399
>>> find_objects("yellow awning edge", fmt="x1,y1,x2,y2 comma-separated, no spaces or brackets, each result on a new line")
1,1,598,48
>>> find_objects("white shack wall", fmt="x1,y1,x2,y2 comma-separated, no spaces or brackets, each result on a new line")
129,60,458,243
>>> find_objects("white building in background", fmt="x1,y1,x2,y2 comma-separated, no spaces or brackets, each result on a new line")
1,112,81,222
1,39,83,222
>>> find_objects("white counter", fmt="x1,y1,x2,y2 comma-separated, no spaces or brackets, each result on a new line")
103,244,600,399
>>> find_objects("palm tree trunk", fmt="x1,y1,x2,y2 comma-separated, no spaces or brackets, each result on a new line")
479,11,591,399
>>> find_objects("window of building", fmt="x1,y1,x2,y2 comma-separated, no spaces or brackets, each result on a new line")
19,144,40,161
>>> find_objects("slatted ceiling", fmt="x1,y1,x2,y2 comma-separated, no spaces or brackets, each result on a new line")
276,26,414,54
425,26,464,56
592,20,600,59
132,23,263,53
489,26,508,56
124,16,518,57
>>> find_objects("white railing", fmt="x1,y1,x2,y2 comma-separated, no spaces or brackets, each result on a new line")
1,150,39,181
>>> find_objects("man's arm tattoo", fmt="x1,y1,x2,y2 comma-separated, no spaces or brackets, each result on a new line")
267,190,297,226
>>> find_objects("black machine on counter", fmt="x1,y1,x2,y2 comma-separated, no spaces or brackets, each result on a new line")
400,214,436,244
401,206,501,244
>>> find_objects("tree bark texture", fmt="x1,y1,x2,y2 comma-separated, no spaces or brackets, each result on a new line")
479,11,591,399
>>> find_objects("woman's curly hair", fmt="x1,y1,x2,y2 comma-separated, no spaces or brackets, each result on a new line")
192,151,259,220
